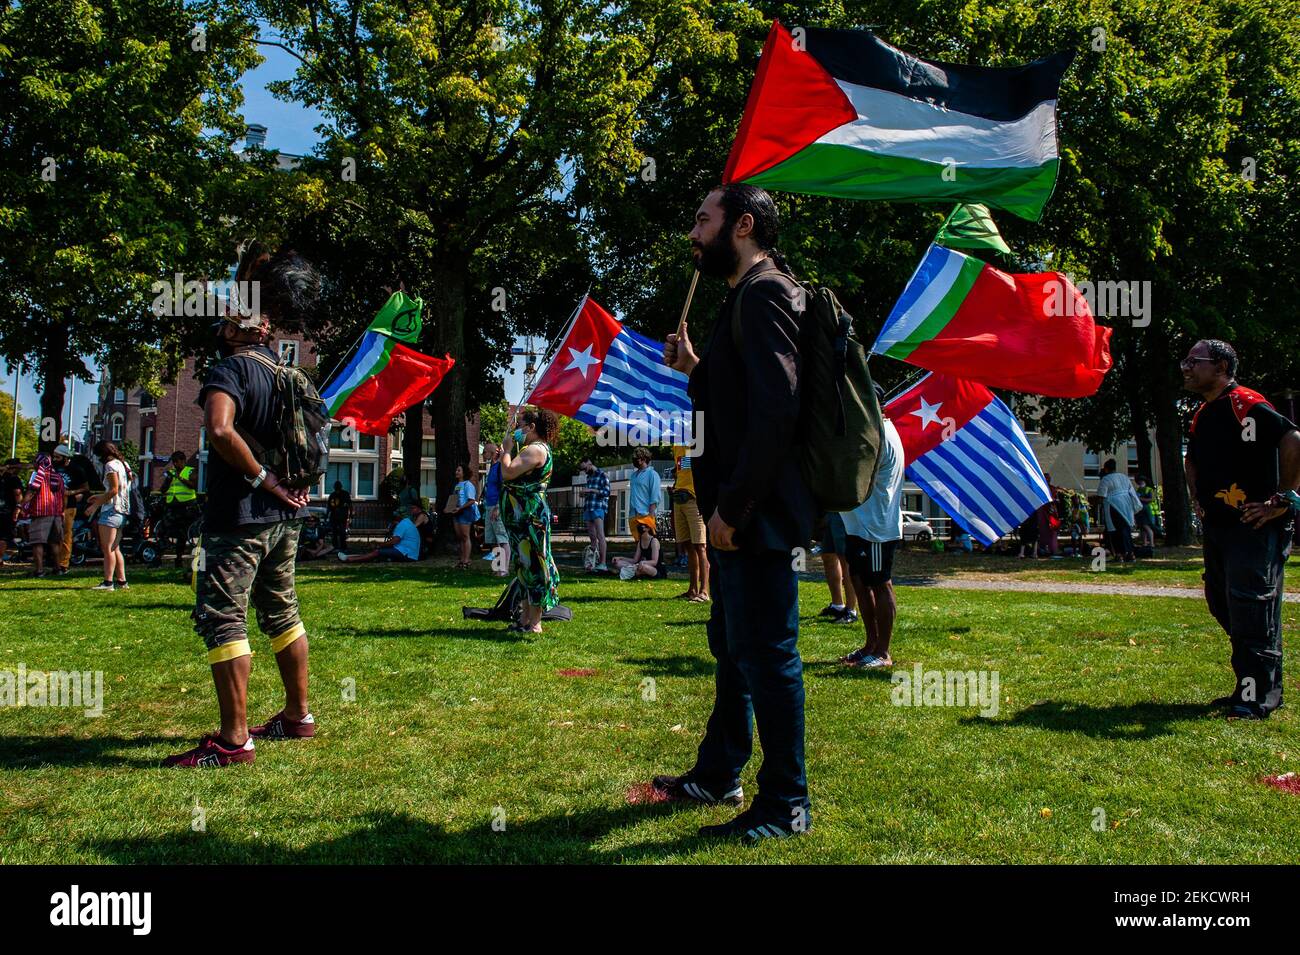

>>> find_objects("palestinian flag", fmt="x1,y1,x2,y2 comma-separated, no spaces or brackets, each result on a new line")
724,22,1074,221
320,333,455,436
871,244,1112,398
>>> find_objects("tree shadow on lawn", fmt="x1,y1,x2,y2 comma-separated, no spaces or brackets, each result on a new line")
0,734,189,769
802,661,894,681
83,805,708,864
328,625,531,644
962,699,1219,740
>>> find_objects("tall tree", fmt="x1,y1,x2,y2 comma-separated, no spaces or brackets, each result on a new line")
0,0,262,449
250,0,720,535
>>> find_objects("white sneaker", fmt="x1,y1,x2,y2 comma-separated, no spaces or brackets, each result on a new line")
860,656,892,669
594,563,608,572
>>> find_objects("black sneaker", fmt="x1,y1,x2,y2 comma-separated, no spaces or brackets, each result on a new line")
1227,704,1265,721
699,806,810,843
651,772,744,807
817,604,844,618
114,581,130,591
832,608,859,625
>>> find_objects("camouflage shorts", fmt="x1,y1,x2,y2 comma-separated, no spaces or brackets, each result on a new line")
193,521,305,662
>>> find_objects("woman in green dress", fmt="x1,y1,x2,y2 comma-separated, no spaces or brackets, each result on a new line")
500,407,561,633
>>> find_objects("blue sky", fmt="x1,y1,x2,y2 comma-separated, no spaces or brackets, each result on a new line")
12,41,532,439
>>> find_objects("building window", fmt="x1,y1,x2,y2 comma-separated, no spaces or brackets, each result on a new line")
111,415,124,442
420,468,437,500
142,427,154,490
326,462,352,494
1126,444,1141,476
357,462,375,497
139,390,156,409
278,340,299,366
359,433,376,451
421,438,436,458
1083,451,1100,480
113,387,125,403
197,427,208,492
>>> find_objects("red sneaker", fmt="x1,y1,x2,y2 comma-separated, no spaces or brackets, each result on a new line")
162,734,255,768
249,711,317,740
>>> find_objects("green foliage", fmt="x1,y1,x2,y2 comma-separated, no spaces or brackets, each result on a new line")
0,380,39,463
0,0,265,438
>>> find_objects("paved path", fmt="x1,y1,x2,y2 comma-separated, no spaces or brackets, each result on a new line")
893,576,1300,602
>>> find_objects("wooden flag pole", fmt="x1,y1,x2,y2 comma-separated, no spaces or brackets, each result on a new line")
676,270,700,339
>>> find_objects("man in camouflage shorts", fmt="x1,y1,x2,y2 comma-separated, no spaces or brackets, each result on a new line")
164,247,321,768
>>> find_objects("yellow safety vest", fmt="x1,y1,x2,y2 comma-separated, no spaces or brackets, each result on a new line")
165,465,197,503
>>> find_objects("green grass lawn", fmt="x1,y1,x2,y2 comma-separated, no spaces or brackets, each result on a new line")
1,560,1297,864
890,544,1299,591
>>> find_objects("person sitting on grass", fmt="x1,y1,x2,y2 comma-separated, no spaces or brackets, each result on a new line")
338,503,423,563
611,521,667,579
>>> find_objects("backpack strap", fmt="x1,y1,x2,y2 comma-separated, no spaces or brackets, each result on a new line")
729,269,803,354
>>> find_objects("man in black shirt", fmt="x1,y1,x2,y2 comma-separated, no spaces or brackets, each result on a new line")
657,184,815,842
0,457,24,564
1183,339,1299,719
327,481,352,552
165,246,322,768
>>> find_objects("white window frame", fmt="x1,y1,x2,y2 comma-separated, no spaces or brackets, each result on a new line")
278,340,300,366
111,414,124,442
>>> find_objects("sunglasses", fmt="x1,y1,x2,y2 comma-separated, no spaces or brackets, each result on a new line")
1179,357,1217,369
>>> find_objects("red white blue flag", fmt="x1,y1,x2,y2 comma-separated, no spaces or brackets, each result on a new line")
885,372,1050,545
526,296,691,442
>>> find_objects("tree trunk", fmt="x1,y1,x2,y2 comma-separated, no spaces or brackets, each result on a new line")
402,401,426,498
36,325,71,452
1153,378,1192,546
427,258,470,551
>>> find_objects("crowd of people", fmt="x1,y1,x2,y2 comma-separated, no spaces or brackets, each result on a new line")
4,188,1295,846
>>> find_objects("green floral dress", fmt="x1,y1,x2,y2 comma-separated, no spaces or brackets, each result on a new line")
502,442,560,610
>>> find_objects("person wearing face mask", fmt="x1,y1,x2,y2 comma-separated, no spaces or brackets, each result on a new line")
499,408,561,634
164,245,323,768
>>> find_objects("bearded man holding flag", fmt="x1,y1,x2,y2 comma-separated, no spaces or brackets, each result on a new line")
654,184,816,843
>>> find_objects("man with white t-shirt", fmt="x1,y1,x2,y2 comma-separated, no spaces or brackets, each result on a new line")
838,393,906,670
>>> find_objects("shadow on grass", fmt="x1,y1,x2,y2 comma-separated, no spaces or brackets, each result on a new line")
620,654,713,678
803,661,894,681
0,734,189,769
562,594,667,604
83,806,705,864
329,625,532,643
963,699,1218,739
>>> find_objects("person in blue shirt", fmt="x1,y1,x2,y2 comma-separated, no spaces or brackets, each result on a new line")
337,504,423,563
627,447,661,538
480,442,509,576
448,463,481,569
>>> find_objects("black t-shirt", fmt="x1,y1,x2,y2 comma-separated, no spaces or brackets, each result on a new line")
327,490,352,524
196,344,306,533
0,473,22,511
56,458,95,515
1187,384,1298,527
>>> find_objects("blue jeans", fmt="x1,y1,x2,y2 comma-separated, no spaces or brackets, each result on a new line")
692,546,808,816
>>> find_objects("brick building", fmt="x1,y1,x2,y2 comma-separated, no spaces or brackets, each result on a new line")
86,330,480,505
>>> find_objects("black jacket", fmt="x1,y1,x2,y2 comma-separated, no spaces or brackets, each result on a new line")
688,258,815,553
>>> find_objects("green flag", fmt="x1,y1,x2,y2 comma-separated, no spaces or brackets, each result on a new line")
934,203,1011,255
368,291,423,344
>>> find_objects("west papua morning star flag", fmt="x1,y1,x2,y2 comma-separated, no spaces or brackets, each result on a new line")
526,296,691,443
723,22,1073,221
885,372,1051,546
872,244,1112,398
